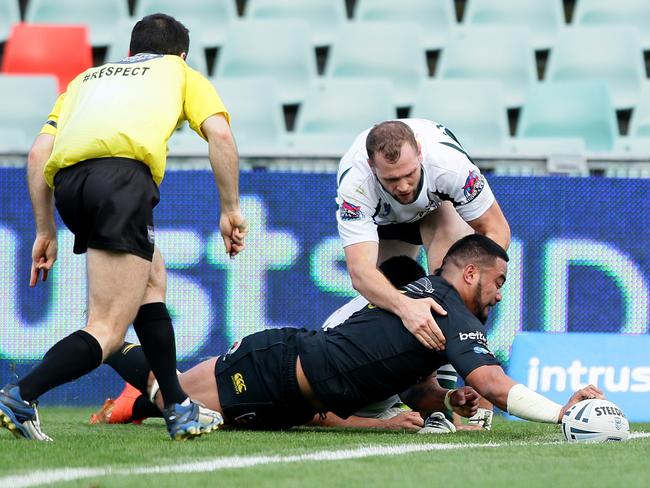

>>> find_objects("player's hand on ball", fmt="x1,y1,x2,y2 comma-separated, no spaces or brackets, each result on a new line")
450,386,480,418
559,384,605,419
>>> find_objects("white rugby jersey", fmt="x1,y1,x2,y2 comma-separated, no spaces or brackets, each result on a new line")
336,119,495,247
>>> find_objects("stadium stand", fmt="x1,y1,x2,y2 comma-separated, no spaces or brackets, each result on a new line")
214,20,318,106
325,22,428,108
1,23,92,93
24,0,129,47
628,85,650,138
0,0,20,44
463,0,565,51
173,77,289,157
410,80,510,155
573,0,650,49
517,81,618,153
245,0,347,48
105,19,209,75
0,74,58,152
134,0,238,48
436,27,537,108
545,27,645,110
354,0,456,51
287,78,396,156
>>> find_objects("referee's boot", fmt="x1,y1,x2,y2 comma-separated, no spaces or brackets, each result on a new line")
0,384,52,441
162,399,223,441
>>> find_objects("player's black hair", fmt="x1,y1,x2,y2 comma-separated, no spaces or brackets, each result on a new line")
130,13,190,56
441,234,509,270
378,255,427,288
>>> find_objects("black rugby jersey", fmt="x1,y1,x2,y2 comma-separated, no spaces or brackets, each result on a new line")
296,275,500,418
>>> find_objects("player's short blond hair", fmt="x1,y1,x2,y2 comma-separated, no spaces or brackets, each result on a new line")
366,120,418,164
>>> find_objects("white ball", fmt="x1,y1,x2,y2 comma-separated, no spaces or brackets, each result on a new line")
561,399,629,443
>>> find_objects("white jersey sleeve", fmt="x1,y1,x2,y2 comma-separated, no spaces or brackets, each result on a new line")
335,131,381,247
322,295,369,330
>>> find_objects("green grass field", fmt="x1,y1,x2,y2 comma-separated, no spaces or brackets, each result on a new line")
0,408,648,488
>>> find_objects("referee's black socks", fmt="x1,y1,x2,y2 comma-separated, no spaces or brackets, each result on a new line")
104,342,152,394
132,302,186,407
17,330,103,403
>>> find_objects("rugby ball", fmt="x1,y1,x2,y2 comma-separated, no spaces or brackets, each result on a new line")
561,399,629,443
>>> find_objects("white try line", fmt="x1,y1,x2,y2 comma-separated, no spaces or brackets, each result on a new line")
2,433,649,488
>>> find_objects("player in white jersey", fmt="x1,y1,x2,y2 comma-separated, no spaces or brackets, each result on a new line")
336,119,509,425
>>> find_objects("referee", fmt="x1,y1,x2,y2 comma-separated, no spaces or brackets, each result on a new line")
0,13,247,441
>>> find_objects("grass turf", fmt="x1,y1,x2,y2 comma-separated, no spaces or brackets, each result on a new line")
0,408,648,487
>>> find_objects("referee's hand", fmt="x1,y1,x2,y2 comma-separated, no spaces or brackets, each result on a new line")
220,211,248,257
30,234,57,287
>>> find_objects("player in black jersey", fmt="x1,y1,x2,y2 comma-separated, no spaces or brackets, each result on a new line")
101,234,603,430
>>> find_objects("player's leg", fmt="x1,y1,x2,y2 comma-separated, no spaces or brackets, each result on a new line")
420,201,474,272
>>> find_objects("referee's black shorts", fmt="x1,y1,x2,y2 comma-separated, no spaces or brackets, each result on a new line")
214,328,316,430
53,157,160,261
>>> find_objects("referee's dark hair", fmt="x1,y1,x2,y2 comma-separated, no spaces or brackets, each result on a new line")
441,234,509,270
379,255,427,289
130,13,190,57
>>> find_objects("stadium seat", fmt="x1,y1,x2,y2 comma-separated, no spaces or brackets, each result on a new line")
574,0,650,49
545,27,644,110
505,137,588,176
1,23,93,93
202,77,288,156
287,78,396,156
628,85,650,138
105,20,209,76
354,0,456,50
326,23,428,107
134,0,237,48
214,20,318,105
0,74,58,151
245,0,347,47
0,0,20,43
436,27,537,108
410,80,510,155
464,0,564,50
517,81,618,153
25,0,129,47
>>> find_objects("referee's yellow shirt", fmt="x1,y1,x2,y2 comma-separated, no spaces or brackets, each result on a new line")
41,53,230,188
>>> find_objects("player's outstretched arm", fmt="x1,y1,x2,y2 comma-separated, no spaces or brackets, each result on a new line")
307,411,423,431
465,365,605,423
344,241,447,350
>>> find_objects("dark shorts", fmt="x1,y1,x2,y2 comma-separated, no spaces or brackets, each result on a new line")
214,328,316,430
53,157,160,261
377,221,423,245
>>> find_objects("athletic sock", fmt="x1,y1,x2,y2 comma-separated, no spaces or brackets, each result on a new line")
104,343,152,394
436,363,459,422
132,394,163,420
132,303,186,407
17,330,103,403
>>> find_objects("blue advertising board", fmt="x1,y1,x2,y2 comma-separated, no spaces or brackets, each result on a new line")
508,333,650,422
0,169,648,405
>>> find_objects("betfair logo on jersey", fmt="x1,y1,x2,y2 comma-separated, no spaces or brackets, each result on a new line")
459,331,487,344
231,373,247,394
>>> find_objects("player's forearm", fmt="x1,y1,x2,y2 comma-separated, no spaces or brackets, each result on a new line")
349,264,409,316
308,412,392,429
399,380,446,413
27,135,56,236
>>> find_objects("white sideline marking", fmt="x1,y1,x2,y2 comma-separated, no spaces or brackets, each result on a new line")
2,434,649,488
